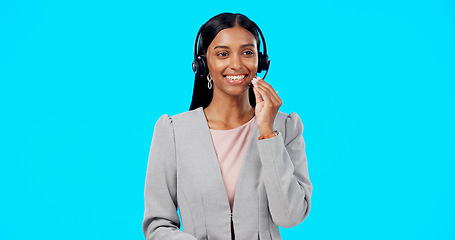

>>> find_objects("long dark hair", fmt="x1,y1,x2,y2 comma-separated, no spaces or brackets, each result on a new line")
189,13,261,110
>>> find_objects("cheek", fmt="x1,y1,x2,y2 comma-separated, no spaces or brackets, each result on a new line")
246,58,258,71
207,59,227,74
214,61,228,70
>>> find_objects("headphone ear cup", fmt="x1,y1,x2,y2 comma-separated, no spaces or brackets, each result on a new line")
192,55,208,77
257,52,270,73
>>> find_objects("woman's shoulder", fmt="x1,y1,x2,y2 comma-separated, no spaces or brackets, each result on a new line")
276,111,303,124
171,107,204,121
273,111,305,144
154,107,204,127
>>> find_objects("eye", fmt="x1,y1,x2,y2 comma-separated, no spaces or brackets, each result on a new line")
217,52,229,57
243,50,254,56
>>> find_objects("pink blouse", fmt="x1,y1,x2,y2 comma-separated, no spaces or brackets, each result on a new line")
209,117,255,210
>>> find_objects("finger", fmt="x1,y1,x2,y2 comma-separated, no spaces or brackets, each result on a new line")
252,83,264,104
255,83,280,106
255,78,282,105
253,77,281,106
255,78,277,95
254,84,273,105
263,85,280,104
254,77,273,89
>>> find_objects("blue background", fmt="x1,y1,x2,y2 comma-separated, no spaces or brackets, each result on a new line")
1,0,454,239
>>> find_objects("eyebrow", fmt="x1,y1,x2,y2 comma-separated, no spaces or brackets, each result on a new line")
213,43,255,49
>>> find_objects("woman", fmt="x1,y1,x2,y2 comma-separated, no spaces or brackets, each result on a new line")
142,13,312,240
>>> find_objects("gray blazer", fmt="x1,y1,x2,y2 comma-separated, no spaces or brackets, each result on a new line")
142,107,312,240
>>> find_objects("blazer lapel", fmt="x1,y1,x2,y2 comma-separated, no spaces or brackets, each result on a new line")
232,120,260,239
196,107,231,205
194,107,234,238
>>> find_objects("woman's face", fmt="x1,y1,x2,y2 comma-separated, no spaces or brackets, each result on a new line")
206,25,258,97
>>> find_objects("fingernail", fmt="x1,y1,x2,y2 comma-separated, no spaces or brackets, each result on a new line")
252,78,258,84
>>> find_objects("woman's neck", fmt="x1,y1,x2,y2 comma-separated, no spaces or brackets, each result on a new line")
204,92,255,130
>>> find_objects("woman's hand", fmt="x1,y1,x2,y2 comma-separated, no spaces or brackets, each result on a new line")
252,77,282,136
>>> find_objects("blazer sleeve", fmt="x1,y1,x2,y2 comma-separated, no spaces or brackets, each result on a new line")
142,115,197,240
256,112,313,228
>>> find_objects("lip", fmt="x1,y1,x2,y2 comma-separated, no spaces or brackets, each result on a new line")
223,74,249,85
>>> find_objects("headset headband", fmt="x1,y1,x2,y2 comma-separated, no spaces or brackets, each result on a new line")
193,24,205,59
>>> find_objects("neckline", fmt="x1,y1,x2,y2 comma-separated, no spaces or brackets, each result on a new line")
209,116,255,132
200,107,256,132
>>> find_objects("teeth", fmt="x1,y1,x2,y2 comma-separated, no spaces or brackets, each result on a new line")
225,75,245,81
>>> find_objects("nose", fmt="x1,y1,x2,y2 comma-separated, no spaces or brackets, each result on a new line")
229,53,243,70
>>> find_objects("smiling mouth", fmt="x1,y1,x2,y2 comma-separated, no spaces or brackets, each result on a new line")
224,74,248,81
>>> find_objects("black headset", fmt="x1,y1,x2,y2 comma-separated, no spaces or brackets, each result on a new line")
192,21,270,79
